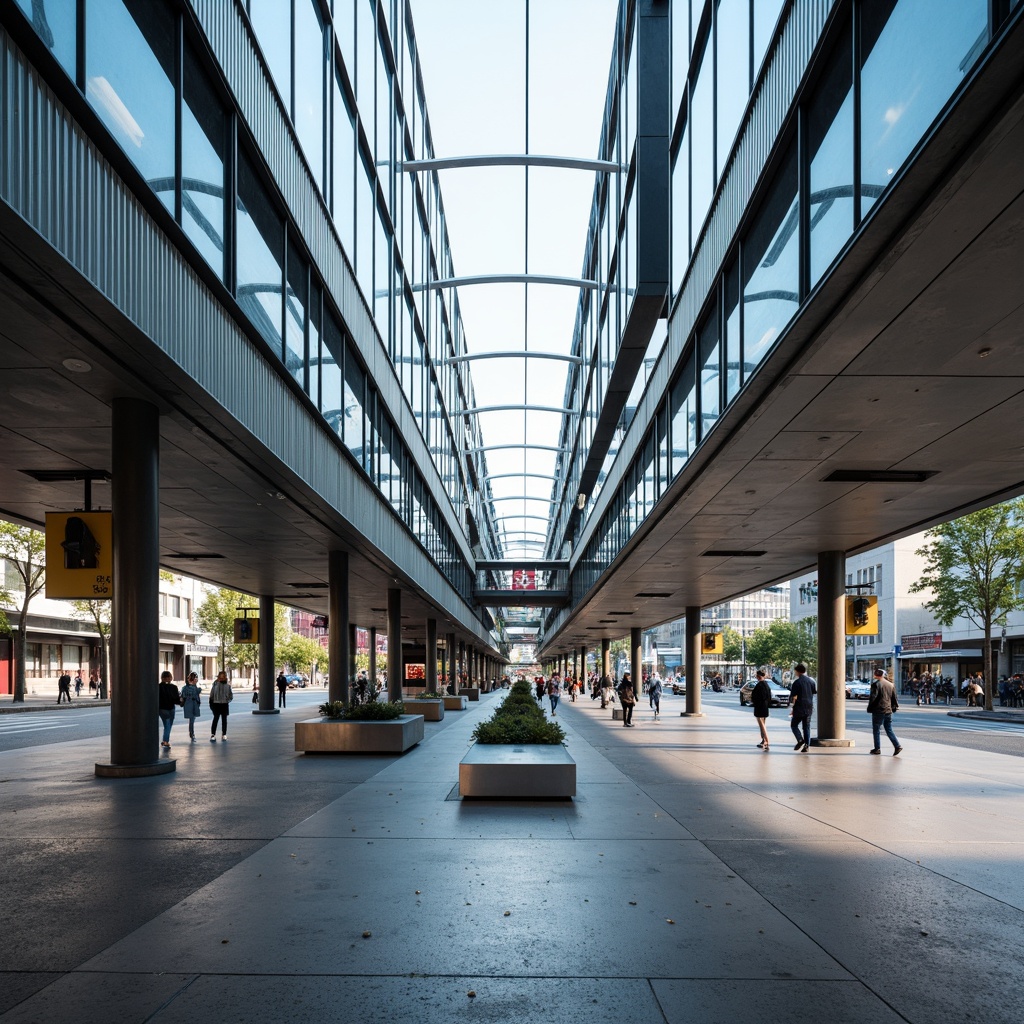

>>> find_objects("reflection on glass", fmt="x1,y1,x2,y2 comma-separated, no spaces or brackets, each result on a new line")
742,144,798,371
716,0,749,178
724,260,740,400
374,205,391,338
671,0,689,119
860,0,987,215
236,152,284,347
249,0,291,109
182,47,225,279
308,285,321,408
344,343,368,470
699,308,720,439
670,354,696,477
295,0,326,192
808,28,853,287
321,315,344,436
672,128,690,294
355,150,374,300
285,241,307,388
753,0,785,78
86,0,174,212
16,0,77,78
689,34,713,251
332,70,356,257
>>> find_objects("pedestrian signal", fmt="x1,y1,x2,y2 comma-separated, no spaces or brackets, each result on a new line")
234,617,259,644
845,595,878,635
701,632,723,655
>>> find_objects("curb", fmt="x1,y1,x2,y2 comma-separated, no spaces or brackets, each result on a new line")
0,701,112,715
946,710,1024,726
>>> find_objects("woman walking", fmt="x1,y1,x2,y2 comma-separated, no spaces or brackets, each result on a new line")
751,669,772,751
547,674,561,716
181,672,202,741
157,671,180,748
208,670,233,742
617,672,636,727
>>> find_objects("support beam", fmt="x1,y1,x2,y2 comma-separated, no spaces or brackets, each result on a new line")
816,551,854,747
97,399,172,777
328,551,350,705
426,618,438,693
369,627,378,693
683,607,705,717
601,638,610,680
254,594,279,715
631,627,643,698
387,588,402,702
448,633,456,693
400,153,624,173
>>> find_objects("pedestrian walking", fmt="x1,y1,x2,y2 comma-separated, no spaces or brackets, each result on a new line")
789,663,817,752
157,671,181,748
276,670,288,708
74,673,83,697
547,674,561,716
209,670,233,741
181,672,202,741
751,669,772,750
57,671,72,704
866,668,902,756
617,672,636,727
649,675,662,720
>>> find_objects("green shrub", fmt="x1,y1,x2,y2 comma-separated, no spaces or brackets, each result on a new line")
318,701,347,719
416,691,444,699
342,700,404,721
471,681,566,744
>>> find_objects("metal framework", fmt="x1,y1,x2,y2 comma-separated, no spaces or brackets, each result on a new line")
482,472,560,484
466,443,568,455
400,154,625,173
447,350,583,365
487,496,557,506
414,273,599,292
463,403,573,417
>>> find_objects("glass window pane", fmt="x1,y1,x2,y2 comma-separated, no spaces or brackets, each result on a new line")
670,353,696,476
308,285,321,406
322,314,344,436
236,152,284,348
376,35,391,168
808,27,853,286
690,33,714,250
699,306,720,439
715,0,749,177
16,0,77,79
249,0,291,109
332,68,356,257
86,0,175,212
295,0,326,192
672,128,689,295
860,0,988,215
336,0,355,87
742,143,798,371
671,0,689,121
344,342,367,467
182,46,226,280
285,240,308,387
374,204,391,338
356,0,375,133
724,259,740,399
753,0,785,78
356,148,375,300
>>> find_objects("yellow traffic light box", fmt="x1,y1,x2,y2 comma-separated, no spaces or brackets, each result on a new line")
845,595,878,635
701,631,723,655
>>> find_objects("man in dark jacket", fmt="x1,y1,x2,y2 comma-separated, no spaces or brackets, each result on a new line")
276,670,289,708
789,664,816,752
867,668,902,756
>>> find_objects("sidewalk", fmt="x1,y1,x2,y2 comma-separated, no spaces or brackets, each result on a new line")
1,690,1021,1023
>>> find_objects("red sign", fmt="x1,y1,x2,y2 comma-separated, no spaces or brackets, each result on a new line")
511,569,536,590
901,632,943,653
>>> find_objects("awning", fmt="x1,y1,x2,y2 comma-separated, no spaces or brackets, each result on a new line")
897,649,982,659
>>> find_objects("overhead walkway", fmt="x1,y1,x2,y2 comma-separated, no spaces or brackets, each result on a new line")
1,692,1021,1023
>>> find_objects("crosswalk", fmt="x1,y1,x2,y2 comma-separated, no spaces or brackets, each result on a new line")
0,712,102,735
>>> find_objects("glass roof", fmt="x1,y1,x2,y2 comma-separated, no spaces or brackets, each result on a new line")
413,0,620,558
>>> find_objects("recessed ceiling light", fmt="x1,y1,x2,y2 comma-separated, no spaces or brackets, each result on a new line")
62,358,92,373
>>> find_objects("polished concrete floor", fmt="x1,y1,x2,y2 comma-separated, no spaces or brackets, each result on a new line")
1,689,1021,1023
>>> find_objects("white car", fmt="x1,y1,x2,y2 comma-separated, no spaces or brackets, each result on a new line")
739,678,791,707
845,679,872,700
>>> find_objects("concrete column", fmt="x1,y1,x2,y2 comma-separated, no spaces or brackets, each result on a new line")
580,646,587,689
817,550,854,746
328,551,350,704
349,622,357,698
601,637,610,680
631,627,643,693
447,632,456,692
254,594,279,714
426,618,438,692
683,607,705,717
468,645,476,687
97,399,173,777
369,627,377,693
387,588,402,702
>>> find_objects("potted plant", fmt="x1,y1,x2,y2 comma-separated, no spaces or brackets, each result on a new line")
402,690,445,722
295,696,424,754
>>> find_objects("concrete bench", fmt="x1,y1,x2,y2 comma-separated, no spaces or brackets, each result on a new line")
459,743,576,799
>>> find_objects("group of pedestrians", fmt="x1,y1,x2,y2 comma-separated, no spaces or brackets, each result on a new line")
157,670,234,747
749,664,902,756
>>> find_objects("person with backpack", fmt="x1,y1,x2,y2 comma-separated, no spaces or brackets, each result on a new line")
617,671,636,727
547,673,561,716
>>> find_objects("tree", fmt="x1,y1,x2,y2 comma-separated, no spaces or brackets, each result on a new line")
195,587,255,672
276,633,322,676
70,599,112,699
721,625,744,664
0,523,46,702
744,619,817,676
910,499,1024,711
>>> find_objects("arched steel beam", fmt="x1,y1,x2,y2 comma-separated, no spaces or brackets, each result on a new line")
413,274,599,292
464,404,573,417
491,515,553,525
466,443,567,455
487,496,557,506
447,350,583,365
482,473,558,484
399,154,625,173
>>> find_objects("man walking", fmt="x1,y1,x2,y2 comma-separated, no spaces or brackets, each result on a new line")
57,670,72,703
867,668,903,756
789,663,817,752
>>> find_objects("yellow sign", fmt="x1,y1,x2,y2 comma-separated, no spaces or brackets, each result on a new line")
701,632,723,655
846,595,879,635
234,617,260,644
45,512,113,599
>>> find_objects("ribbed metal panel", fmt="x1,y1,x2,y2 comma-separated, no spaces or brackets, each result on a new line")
575,0,835,558
0,25,475,614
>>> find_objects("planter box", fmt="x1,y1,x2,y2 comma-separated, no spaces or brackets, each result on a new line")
294,715,424,754
459,743,576,799
442,695,468,711
402,698,444,721
459,687,480,701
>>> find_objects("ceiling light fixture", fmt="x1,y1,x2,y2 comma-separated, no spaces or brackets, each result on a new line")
62,358,92,373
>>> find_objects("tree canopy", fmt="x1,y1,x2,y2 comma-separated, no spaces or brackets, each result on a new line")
745,618,817,675
195,587,289,675
910,498,1024,710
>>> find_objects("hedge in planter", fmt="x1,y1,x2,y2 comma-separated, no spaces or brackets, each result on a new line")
318,699,405,721
471,681,565,745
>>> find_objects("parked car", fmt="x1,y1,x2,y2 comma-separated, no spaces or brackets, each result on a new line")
670,677,686,695
739,677,791,707
285,673,308,688
845,679,871,700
